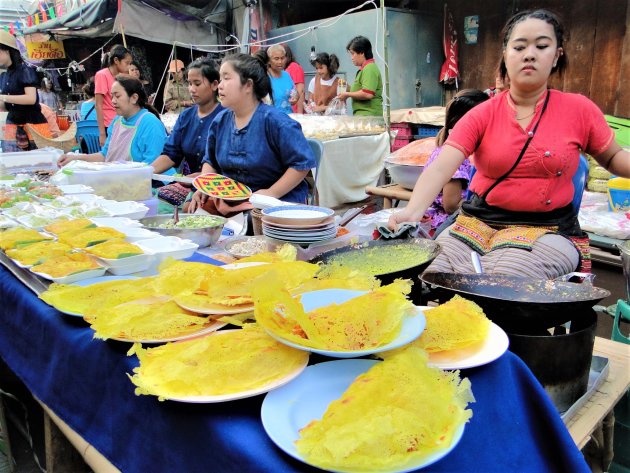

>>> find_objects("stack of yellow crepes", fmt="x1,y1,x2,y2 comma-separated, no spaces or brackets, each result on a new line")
31,252,101,278
57,226,125,248
43,218,95,235
296,347,474,471
0,227,52,250
6,241,72,266
254,277,416,351
128,324,308,400
83,239,144,259
415,295,491,353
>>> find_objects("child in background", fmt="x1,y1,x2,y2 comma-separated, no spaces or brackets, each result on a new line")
306,52,340,114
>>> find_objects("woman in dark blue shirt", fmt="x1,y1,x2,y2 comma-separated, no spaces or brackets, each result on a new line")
0,31,48,152
189,53,314,214
152,57,224,176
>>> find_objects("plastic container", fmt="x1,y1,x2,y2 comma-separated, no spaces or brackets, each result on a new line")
412,124,441,138
390,123,413,138
607,177,630,211
391,136,414,152
386,163,423,190
65,164,153,201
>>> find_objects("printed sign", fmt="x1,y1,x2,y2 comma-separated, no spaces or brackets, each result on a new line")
26,41,66,60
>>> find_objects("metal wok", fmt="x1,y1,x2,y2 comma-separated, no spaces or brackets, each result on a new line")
420,272,610,331
310,238,441,301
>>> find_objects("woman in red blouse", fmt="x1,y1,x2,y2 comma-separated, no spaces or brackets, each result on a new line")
389,9,630,279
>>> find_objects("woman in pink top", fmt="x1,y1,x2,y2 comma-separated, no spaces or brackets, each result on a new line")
389,9,630,279
284,45,304,113
94,44,132,146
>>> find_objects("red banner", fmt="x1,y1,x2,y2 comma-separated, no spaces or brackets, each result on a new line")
439,6,459,85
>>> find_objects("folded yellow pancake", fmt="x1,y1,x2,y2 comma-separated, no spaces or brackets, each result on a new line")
39,277,158,315
57,226,126,248
415,295,491,353
83,239,144,259
0,227,52,250
254,277,416,351
296,347,474,471
44,218,95,235
292,263,381,294
237,243,297,263
6,241,72,266
128,325,308,400
150,259,223,297
84,297,215,341
31,252,101,278
177,261,319,310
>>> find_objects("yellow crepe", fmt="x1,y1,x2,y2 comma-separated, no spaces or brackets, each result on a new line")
415,295,491,353
236,243,297,263
39,277,157,315
57,226,126,248
296,347,474,471
254,277,416,351
150,259,223,297
6,241,72,265
83,239,144,259
176,261,319,310
292,263,381,294
44,218,95,235
0,227,52,250
31,252,101,278
84,298,214,341
128,325,307,400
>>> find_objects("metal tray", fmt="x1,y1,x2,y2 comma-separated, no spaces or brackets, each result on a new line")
561,355,610,423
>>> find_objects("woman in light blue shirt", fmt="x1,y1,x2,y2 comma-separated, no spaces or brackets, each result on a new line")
267,44,296,114
58,76,167,169
79,77,96,120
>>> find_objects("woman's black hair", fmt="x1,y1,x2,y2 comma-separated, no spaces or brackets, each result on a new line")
499,9,568,81
284,44,297,65
105,44,131,68
436,89,489,146
0,43,23,69
252,48,269,66
187,57,220,99
311,52,340,76
222,53,272,102
346,36,373,60
114,74,161,120
82,76,95,98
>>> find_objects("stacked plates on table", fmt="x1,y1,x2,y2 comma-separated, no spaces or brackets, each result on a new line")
261,205,336,245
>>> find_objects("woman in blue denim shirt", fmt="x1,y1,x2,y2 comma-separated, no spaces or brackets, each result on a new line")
189,53,315,215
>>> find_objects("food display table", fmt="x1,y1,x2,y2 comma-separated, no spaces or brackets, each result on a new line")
317,132,390,208
0,258,593,473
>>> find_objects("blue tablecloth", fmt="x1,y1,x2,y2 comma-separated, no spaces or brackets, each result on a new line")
0,264,590,473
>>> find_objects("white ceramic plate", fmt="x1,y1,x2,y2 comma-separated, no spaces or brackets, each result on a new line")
262,289,426,358
261,216,335,230
261,359,465,473
427,322,509,370
52,275,140,317
261,205,335,225
152,330,309,403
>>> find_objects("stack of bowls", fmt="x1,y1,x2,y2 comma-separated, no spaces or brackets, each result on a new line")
261,205,336,245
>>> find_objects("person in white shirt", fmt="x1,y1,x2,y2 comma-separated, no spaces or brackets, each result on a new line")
306,52,340,114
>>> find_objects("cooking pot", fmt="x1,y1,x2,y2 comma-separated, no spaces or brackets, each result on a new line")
420,272,610,331
310,238,441,302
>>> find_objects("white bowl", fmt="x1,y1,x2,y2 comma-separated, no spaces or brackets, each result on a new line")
386,163,423,190
121,227,161,242
136,236,198,261
98,200,149,219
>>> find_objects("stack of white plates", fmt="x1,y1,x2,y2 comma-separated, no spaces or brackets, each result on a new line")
261,205,336,245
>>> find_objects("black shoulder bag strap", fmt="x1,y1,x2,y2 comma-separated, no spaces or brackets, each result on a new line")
480,90,551,202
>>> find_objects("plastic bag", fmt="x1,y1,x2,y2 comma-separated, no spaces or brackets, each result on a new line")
324,97,346,116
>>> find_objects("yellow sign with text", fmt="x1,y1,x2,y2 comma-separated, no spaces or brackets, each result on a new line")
26,41,66,60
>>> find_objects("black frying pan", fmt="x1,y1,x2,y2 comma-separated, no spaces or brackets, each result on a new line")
420,272,610,331
310,238,441,299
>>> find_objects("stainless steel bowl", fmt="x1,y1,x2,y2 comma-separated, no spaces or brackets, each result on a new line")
139,214,226,248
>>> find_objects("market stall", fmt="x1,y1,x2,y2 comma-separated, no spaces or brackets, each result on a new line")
0,260,592,473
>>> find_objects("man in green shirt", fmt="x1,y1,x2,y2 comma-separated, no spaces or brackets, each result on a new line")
338,36,383,116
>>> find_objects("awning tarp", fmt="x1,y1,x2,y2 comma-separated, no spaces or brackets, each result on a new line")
23,0,117,35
